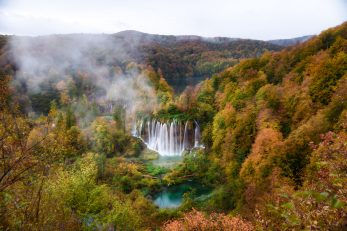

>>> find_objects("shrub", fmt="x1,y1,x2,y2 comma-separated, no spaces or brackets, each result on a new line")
162,209,254,231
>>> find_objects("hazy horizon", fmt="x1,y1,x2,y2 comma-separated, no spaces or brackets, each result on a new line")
1,0,347,40
0,29,318,41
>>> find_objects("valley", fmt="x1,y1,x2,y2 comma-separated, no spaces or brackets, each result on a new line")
0,20,347,231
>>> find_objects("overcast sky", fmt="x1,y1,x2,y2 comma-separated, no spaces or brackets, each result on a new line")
0,0,346,40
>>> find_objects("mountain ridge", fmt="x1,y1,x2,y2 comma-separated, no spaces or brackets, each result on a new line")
1,30,312,46
0,31,283,93
268,35,314,47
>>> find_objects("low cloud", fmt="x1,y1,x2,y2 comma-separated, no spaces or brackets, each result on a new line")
9,34,157,126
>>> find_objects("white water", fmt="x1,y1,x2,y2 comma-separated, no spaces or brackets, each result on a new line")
132,119,201,156
194,121,201,148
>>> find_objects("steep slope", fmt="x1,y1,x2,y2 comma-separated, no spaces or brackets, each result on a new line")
167,21,347,229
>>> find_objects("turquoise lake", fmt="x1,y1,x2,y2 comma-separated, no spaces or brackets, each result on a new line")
153,182,211,208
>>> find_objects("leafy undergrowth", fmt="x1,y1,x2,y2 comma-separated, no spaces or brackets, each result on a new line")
162,209,254,231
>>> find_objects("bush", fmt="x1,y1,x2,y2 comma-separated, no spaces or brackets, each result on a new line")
162,209,253,231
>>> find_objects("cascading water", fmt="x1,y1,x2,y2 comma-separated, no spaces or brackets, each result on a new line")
132,119,202,156
194,121,201,148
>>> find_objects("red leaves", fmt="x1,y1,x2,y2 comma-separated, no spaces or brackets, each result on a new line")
162,209,254,231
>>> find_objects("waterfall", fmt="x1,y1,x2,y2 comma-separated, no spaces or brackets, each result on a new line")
194,121,201,148
169,121,175,155
132,119,202,156
183,121,189,149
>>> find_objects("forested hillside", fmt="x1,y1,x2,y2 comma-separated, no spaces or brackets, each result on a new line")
268,35,313,47
161,21,347,230
0,31,282,93
0,21,346,230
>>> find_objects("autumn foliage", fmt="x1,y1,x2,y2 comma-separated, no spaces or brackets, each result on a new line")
1,20,347,231
162,209,253,231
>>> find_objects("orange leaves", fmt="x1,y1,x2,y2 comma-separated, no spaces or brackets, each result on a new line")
162,209,254,231
256,131,347,230
240,127,283,186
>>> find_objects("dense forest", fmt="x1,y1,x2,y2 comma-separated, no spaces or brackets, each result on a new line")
0,21,346,230
0,31,282,93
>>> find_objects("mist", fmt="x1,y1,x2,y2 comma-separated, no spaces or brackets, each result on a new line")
1,0,346,40
9,34,157,127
